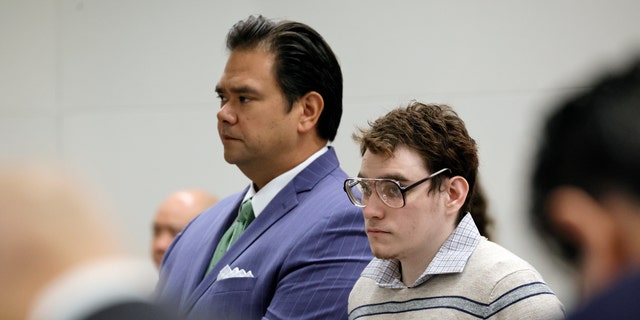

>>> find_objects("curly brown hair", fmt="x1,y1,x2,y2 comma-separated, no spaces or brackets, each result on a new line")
353,101,479,222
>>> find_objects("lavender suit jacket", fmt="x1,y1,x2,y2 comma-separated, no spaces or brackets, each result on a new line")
156,148,372,319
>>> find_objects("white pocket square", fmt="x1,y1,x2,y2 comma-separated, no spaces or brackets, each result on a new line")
216,265,254,280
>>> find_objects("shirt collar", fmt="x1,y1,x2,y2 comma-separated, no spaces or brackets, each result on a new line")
361,213,481,289
244,146,329,218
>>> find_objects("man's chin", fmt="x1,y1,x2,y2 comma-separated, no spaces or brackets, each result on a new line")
222,152,238,165
371,248,395,260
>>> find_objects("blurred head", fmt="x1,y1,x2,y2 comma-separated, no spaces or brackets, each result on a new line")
223,15,343,142
531,57,640,297
152,189,217,268
0,163,120,320
350,101,478,262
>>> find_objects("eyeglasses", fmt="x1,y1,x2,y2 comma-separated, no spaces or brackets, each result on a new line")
343,168,451,208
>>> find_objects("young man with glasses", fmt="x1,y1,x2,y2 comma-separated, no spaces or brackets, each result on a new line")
344,101,564,319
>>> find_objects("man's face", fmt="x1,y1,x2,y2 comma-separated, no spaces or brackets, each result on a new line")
151,200,195,268
215,49,300,180
358,145,452,262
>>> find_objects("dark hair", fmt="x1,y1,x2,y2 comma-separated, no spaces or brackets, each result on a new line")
225,15,343,141
353,101,479,220
530,57,640,264
469,178,494,240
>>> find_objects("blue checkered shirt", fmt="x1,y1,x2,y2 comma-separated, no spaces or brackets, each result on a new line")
361,213,481,288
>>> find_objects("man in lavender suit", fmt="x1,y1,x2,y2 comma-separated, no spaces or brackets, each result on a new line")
155,15,372,319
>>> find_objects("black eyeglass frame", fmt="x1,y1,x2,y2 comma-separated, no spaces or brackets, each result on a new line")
343,168,452,208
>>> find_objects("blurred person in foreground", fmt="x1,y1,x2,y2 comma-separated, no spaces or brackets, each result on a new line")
155,15,371,319
345,101,565,319
152,189,218,269
0,163,175,320
531,57,640,319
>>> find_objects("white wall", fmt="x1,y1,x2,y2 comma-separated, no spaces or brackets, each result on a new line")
3,0,640,308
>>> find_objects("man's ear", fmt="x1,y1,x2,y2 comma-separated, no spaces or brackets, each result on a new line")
297,91,324,134
547,187,624,297
446,176,469,215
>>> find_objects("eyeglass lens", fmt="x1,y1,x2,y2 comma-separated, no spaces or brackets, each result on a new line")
348,180,404,208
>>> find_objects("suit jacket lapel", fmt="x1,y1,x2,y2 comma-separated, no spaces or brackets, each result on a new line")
227,148,340,262
185,148,340,310
184,191,246,308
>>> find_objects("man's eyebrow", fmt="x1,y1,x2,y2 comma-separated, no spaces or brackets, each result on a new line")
356,172,408,182
215,85,260,96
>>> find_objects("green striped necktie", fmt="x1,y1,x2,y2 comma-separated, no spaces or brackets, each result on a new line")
206,198,254,275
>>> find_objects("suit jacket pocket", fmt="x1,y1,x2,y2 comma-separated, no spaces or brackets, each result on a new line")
210,276,257,294
196,277,258,319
